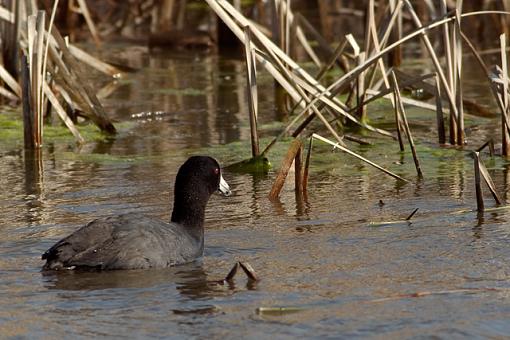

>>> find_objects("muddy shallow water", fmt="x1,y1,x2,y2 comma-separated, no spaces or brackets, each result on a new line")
0,45,509,338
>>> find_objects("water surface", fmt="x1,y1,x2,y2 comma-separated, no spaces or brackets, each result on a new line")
0,45,509,338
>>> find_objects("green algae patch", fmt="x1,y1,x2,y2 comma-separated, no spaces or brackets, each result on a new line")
0,111,134,148
59,151,154,164
147,87,205,96
226,154,272,173
198,137,298,173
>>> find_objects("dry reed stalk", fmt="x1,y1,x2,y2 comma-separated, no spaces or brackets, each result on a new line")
1,0,18,79
0,64,21,96
208,0,388,137
476,140,495,157
254,35,348,149
269,139,303,200
473,151,484,212
0,5,14,23
243,26,260,158
404,1,459,140
477,156,503,205
0,86,17,101
454,1,465,145
50,26,116,134
357,52,368,122
390,72,423,178
296,13,343,70
288,13,460,139
500,34,510,156
439,0,456,144
434,74,446,144
67,45,122,77
354,71,435,113
303,136,313,194
31,11,45,147
75,0,101,45
275,0,321,67
294,142,303,197
314,38,348,81
392,85,405,152
21,55,35,149
43,83,84,143
312,133,408,182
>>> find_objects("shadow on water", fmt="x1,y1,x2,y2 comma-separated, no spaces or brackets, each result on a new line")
41,262,257,297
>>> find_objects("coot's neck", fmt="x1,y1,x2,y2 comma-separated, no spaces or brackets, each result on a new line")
171,186,211,241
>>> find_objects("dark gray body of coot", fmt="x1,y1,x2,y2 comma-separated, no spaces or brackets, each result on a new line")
42,156,231,270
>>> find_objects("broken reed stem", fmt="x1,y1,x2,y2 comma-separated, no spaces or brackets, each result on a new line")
476,153,503,205
269,139,303,200
473,151,484,212
243,26,260,158
391,72,423,178
476,140,495,157
434,74,446,144
313,133,408,182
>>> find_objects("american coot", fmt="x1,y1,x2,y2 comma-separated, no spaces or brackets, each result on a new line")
42,156,231,270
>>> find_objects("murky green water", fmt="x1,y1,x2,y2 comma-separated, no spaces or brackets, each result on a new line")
1,45,509,338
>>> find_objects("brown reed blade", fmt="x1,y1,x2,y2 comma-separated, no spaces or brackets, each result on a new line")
303,136,313,194
294,141,303,196
269,139,303,200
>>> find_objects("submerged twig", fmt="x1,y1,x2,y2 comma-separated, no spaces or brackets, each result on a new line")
405,208,419,221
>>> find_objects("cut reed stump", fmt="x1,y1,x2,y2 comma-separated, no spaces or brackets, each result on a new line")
473,151,484,212
269,139,304,200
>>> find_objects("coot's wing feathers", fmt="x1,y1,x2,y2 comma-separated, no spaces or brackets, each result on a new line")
42,214,199,270
42,218,116,269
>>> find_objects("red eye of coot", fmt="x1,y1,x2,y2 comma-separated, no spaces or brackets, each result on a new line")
214,168,219,175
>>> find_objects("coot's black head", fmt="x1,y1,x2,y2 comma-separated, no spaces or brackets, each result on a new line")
174,156,231,199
